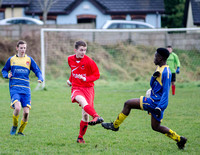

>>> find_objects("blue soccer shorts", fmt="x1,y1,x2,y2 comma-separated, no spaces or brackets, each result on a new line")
140,96,164,122
10,93,31,109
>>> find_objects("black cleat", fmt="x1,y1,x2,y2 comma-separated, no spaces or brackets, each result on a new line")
177,136,187,149
88,116,104,126
101,122,119,131
18,132,25,136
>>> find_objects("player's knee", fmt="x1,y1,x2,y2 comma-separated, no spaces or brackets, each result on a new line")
23,112,29,120
151,124,160,132
124,100,131,109
82,114,89,122
15,107,21,114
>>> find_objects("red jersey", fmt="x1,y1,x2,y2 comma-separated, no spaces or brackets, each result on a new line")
68,54,100,87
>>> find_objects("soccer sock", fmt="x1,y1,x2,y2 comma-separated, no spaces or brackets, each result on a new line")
172,85,175,95
13,114,19,127
165,129,181,142
113,113,127,128
83,105,99,118
18,120,28,133
78,120,88,139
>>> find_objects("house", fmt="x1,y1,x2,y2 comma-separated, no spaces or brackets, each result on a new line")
0,0,165,28
184,0,200,28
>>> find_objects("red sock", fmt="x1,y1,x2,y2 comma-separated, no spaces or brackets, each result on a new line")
172,85,175,95
78,120,88,139
83,105,99,118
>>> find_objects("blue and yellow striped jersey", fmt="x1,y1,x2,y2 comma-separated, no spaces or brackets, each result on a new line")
150,65,171,110
2,54,43,95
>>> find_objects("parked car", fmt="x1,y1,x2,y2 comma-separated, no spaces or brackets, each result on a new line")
102,20,155,29
0,17,44,25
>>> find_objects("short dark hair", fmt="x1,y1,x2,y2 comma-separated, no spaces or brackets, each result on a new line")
74,40,87,49
167,45,172,48
156,48,170,59
17,40,27,47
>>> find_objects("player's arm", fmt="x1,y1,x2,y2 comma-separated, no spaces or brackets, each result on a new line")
30,57,43,83
155,70,170,111
150,68,160,87
67,57,72,86
84,59,100,82
1,58,11,79
174,53,180,73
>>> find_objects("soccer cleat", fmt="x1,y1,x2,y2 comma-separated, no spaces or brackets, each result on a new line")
88,116,104,126
77,138,85,144
10,126,17,135
101,122,119,131
18,132,25,136
177,136,187,149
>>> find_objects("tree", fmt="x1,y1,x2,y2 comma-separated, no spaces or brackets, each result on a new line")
162,0,186,28
37,0,58,24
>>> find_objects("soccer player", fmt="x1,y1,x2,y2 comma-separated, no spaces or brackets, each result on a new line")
67,40,104,144
1,40,43,136
102,48,187,149
166,46,180,95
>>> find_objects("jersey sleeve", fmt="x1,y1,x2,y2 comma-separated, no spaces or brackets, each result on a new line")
174,53,180,67
67,56,72,82
1,57,11,79
86,59,100,82
30,57,43,82
156,69,170,110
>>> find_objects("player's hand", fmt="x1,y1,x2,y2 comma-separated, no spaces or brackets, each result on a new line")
155,107,161,118
153,71,160,78
67,80,72,87
176,67,180,74
38,80,42,83
8,72,12,78
76,75,86,81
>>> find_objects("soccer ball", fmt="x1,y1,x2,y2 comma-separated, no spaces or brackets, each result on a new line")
146,88,151,98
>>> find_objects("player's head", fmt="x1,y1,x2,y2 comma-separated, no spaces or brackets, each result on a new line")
16,40,27,57
167,45,173,53
74,40,87,59
154,48,169,66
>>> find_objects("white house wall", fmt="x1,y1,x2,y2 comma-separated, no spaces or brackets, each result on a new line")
57,0,110,28
146,14,161,28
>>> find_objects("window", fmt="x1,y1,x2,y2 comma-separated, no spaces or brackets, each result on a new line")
108,23,119,29
120,23,136,29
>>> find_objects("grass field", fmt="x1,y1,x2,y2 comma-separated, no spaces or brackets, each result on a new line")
0,79,200,154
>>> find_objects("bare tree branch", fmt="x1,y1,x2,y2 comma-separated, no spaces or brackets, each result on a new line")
37,0,58,24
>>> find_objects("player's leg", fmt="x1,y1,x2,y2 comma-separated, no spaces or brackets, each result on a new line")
102,98,140,131
18,106,29,135
171,73,176,95
18,94,31,135
75,95,104,125
10,101,21,135
77,110,89,144
151,116,187,149
75,95,98,117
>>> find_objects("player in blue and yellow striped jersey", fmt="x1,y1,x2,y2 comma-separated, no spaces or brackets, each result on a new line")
1,40,43,136
102,48,187,149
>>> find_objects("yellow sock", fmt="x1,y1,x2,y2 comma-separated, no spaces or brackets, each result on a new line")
13,114,19,127
113,113,127,128
165,129,181,142
18,120,28,133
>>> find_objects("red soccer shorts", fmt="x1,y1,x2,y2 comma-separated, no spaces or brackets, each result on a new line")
71,86,94,107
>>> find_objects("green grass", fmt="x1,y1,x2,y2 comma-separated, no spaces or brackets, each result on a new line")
0,80,200,154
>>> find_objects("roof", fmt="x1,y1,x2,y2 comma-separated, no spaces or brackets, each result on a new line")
184,0,200,26
24,0,165,15
1,0,30,7
191,0,200,25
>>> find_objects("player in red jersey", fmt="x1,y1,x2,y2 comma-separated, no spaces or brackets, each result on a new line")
67,40,104,143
